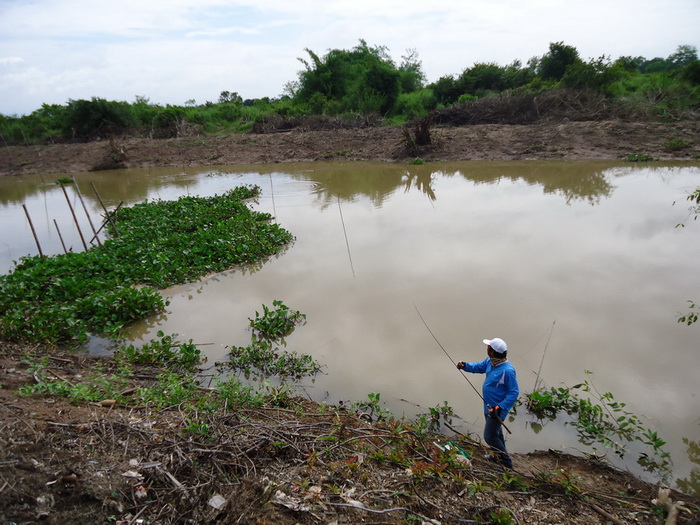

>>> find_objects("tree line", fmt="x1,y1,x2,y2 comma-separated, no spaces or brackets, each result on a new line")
1,40,698,144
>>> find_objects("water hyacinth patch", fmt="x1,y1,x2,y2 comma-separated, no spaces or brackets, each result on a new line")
0,186,293,344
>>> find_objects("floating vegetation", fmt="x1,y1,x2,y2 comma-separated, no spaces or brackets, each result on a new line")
0,186,293,344
224,301,320,381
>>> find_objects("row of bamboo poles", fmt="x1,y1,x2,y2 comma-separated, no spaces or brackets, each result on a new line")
22,177,123,257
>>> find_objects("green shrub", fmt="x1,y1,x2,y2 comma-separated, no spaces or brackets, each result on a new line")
63,97,135,139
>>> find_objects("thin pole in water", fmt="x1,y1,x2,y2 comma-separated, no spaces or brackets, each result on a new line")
91,183,120,237
22,204,43,257
269,173,276,217
72,177,101,246
59,182,87,251
53,219,68,254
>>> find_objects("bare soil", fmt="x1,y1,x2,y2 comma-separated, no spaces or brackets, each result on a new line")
1,120,699,176
1,345,698,524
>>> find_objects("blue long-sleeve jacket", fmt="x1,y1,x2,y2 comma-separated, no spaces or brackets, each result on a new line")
462,358,519,418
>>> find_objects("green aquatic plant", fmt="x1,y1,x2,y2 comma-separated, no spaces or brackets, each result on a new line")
524,372,672,479
115,331,201,371
249,299,306,340
226,301,319,381
0,186,293,345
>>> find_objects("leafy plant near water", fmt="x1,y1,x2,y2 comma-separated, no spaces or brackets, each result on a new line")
115,330,201,371
625,153,655,162
676,187,699,325
0,186,293,345
226,301,319,381
524,372,672,478
249,299,306,339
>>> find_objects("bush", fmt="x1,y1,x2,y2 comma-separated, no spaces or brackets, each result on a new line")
63,98,135,139
394,89,437,119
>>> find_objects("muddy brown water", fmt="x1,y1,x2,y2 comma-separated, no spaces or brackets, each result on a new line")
2,161,699,494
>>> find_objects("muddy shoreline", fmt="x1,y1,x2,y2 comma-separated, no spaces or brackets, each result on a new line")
1,120,699,176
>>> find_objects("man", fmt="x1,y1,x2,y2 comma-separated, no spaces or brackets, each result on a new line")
457,337,519,469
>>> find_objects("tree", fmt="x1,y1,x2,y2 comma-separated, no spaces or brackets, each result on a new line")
458,63,507,95
668,45,698,68
561,56,624,91
398,49,426,93
430,75,461,105
538,42,581,81
293,40,410,115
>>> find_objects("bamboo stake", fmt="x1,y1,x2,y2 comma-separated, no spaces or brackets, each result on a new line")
72,177,101,246
22,204,43,257
91,182,120,236
89,201,124,243
59,182,88,251
53,219,68,254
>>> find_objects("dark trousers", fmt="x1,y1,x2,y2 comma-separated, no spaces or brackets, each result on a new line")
484,415,513,468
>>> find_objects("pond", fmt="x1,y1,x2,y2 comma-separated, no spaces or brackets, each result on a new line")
2,160,699,493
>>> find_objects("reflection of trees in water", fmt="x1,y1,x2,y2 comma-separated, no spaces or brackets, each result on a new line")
304,162,616,206
402,170,436,201
676,437,699,498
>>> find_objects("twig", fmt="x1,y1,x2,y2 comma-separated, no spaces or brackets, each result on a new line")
532,320,556,395
589,502,625,525
327,502,436,523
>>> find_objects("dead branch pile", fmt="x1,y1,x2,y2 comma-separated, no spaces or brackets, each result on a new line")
252,113,382,134
432,89,630,126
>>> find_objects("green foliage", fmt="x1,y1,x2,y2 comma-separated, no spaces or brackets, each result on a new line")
116,330,201,371
294,40,411,115
3,41,700,144
625,153,656,162
525,374,672,479
63,97,135,139
226,301,319,381
352,392,391,422
538,42,581,81
561,56,625,91
664,138,691,151
0,186,293,344
430,75,462,105
416,401,455,433
680,60,700,85
249,299,306,340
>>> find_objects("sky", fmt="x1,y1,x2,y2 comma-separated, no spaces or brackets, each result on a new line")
1,0,699,116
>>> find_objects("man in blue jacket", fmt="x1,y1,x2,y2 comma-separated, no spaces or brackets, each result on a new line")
457,337,519,469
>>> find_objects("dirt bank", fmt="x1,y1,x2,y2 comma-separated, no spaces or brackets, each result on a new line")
1,345,698,524
1,120,699,176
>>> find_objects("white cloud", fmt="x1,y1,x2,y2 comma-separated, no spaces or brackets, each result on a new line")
1,0,698,115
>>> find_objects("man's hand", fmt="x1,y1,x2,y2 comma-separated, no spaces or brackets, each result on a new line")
488,405,501,418
457,361,465,370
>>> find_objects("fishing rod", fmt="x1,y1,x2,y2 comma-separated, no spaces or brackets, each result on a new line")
414,303,511,434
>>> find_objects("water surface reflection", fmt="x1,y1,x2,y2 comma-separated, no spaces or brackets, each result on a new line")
1,161,698,492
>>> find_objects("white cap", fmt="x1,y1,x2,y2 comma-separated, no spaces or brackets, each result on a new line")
483,337,507,354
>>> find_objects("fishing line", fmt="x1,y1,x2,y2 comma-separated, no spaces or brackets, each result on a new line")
337,196,355,279
413,303,512,434
413,303,483,401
